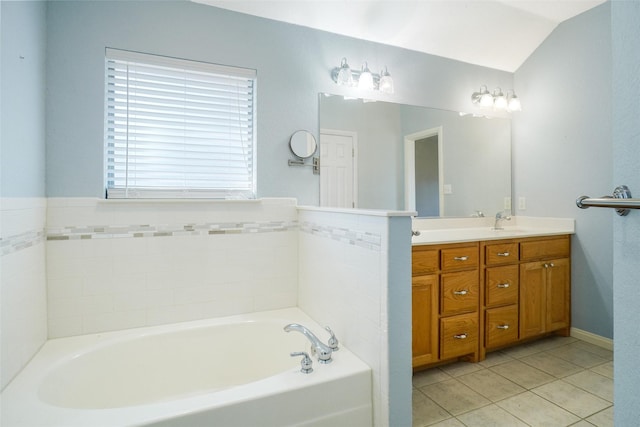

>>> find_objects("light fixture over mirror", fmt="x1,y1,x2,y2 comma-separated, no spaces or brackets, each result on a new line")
331,57,394,94
471,85,521,112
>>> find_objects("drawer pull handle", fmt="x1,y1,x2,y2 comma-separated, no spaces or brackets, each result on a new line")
453,256,469,261
453,333,468,340
496,325,510,330
497,252,510,257
453,290,469,296
497,283,510,288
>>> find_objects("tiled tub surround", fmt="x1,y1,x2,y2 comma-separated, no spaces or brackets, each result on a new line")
298,207,414,427
4,198,413,426
1,229,45,256
46,198,299,338
0,198,48,390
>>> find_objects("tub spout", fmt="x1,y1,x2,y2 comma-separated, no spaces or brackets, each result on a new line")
284,323,333,364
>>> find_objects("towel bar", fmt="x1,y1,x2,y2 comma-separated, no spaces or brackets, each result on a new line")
576,185,640,216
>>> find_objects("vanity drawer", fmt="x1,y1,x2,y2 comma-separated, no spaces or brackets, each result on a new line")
441,245,479,271
440,312,478,359
485,265,519,307
412,248,439,275
485,242,519,266
441,270,479,315
485,305,519,348
520,237,570,261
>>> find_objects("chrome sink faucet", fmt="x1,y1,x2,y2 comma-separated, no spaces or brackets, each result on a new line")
284,323,334,364
494,211,512,230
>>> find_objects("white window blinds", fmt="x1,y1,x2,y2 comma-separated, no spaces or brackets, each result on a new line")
104,48,257,199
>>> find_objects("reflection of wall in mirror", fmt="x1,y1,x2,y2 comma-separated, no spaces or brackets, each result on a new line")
401,107,511,216
319,94,511,216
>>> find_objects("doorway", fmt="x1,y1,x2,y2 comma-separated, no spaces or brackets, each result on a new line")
404,127,444,216
319,129,358,208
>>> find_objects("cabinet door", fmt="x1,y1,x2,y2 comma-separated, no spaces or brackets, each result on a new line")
546,258,570,332
412,275,438,367
520,261,546,339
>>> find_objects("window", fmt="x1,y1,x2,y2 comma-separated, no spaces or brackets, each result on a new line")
104,48,256,199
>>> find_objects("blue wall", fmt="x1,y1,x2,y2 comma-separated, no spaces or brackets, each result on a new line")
612,0,640,423
30,0,617,345
1,1,47,198
513,3,613,338
44,0,512,204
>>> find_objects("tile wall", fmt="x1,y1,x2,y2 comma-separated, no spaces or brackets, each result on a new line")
297,207,412,427
3,197,412,427
45,198,299,337
0,198,48,389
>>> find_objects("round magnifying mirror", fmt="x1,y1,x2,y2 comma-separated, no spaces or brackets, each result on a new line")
289,130,317,159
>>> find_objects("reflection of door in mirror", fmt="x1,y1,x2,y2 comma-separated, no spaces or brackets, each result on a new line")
319,129,357,208
405,127,444,216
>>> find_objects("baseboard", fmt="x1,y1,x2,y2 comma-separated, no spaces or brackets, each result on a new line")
570,327,613,351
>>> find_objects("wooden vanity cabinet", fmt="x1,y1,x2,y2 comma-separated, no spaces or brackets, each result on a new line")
412,274,438,366
412,243,479,368
413,234,571,368
482,241,520,353
480,235,570,356
411,248,438,366
519,237,571,339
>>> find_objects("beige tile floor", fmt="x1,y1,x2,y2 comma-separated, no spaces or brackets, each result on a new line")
413,336,614,427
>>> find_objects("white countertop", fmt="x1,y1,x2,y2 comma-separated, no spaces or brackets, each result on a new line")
411,216,575,245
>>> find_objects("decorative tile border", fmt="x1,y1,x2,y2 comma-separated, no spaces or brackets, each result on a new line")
0,230,46,256
46,220,298,241
2,220,380,252
299,221,382,251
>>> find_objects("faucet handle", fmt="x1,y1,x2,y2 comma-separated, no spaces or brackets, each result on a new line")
325,326,339,351
495,211,512,221
291,351,313,374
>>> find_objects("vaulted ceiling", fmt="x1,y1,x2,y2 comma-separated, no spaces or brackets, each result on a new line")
194,0,606,72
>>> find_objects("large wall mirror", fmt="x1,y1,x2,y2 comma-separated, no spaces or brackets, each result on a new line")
318,94,512,217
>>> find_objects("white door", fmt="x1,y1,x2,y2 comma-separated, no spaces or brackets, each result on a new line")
320,129,357,208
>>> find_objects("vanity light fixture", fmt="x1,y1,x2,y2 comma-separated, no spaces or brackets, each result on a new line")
379,66,394,94
493,88,508,110
476,85,494,107
336,58,354,87
507,90,522,112
358,62,374,90
471,85,522,112
331,57,394,94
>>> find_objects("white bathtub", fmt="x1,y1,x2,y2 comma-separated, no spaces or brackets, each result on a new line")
1,308,372,426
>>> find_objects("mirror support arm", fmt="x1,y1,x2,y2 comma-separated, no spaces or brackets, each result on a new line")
288,157,320,174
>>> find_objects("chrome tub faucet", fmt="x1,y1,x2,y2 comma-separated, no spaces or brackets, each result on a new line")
284,323,335,364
